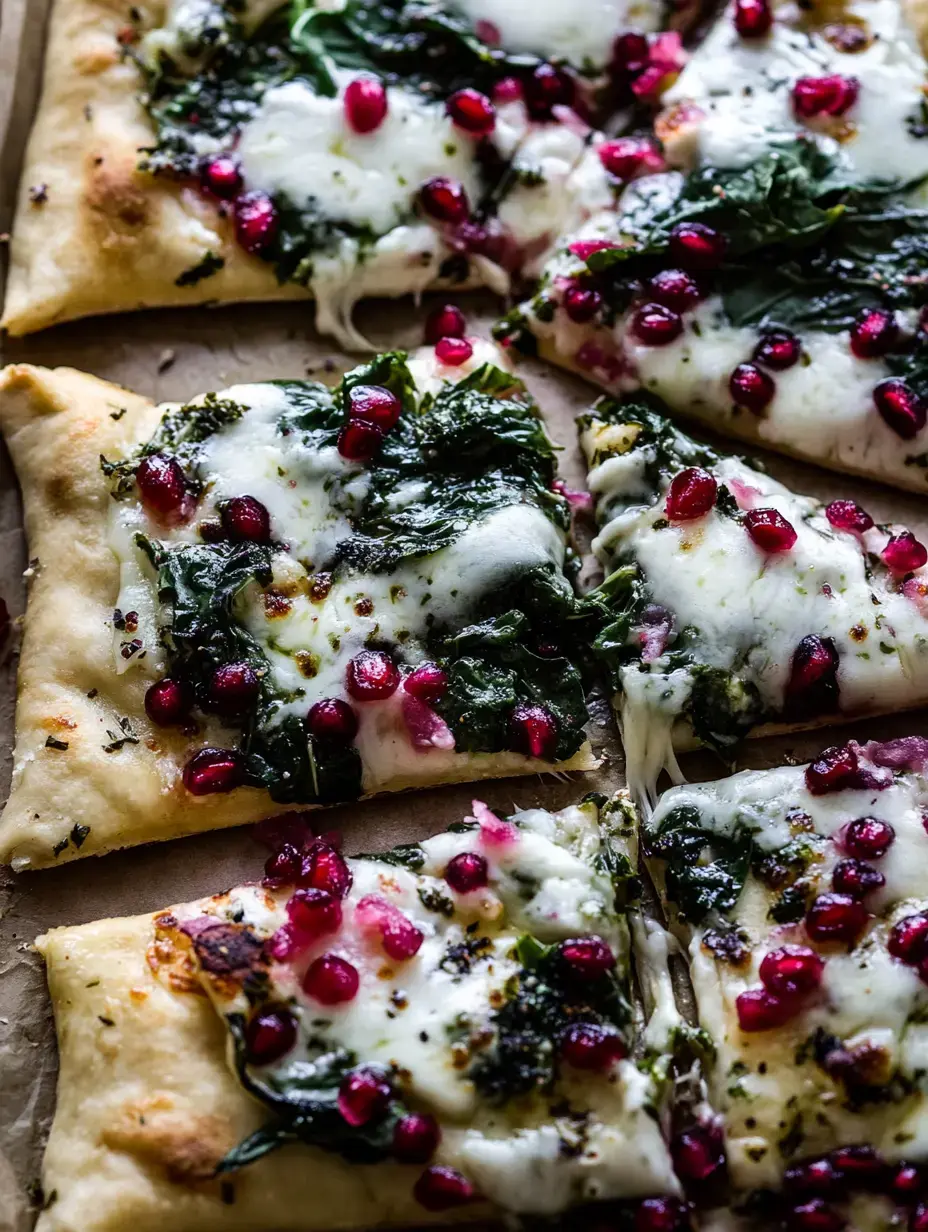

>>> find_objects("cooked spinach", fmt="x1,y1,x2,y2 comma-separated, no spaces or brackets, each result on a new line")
645,804,752,924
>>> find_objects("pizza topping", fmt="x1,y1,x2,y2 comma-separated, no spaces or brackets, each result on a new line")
337,418,383,462
200,153,243,200
634,1197,690,1232
671,1122,725,1184
559,934,616,979
207,661,261,716
302,952,360,1003
135,454,190,523
524,61,575,118
413,1165,476,1211
182,746,245,794
220,494,271,542
419,176,470,224
446,88,495,136
871,378,927,440
306,698,359,743
752,329,800,371
392,1112,441,1163
733,0,772,40
759,945,824,1000
882,531,928,574
508,701,558,759
806,745,865,796
337,1066,393,1126
743,507,797,553
444,851,489,893
345,649,401,701
346,384,402,432
563,284,604,324
232,189,278,254
244,1005,298,1065
825,500,873,534
632,302,684,345
424,304,466,344
735,986,795,1031
888,912,928,963
287,887,343,941
403,663,448,704
849,309,898,360
841,817,895,859
598,137,664,182
831,858,884,897
728,362,775,414
667,221,726,270
790,1198,845,1231
144,676,191,726
665,466,717,521
302,842,353,899
784,635,839,720
648,268,702,312
805,892,869,943
434,336,474,366
343,77,388,135
558,1020,627,1070
355,893,424,960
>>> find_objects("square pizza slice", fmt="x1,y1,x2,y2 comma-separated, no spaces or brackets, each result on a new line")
0,340,596,870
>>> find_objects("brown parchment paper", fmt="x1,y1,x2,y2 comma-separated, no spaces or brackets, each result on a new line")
4,4,928,1231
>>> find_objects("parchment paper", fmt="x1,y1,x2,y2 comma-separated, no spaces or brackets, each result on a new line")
3,4,928,1230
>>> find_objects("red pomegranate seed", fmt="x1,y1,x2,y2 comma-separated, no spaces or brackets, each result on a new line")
234,190,279,254
915,1205,928,1232
263,842,303,887
393,1113,440,1163
145,677,191,726
560,936,616,980
889,913,928,963
891,1163,924,1201
244,1007,298,1065
288,887,342,939
613,31,650,76
136,454,188,520
793,75,859,119
784,635,839,719
832,859,885,897
424,304,466,344
404,662,448,703
632,301,683,345
525,62,574,118
208,661,260,715
735,987,795,1031
634,1197,689,1232
475,18,500,44
843,817,894,859
183,747,243,795
346,649,400,701
559,1022,627,1071
729,363,775,413
347,384,402,431
413,1165,475,1211
850,309,898,359
221,495,271,542
830,1145,885,1186
791,1198,846,1232
446,88,495,135
648,268,701,312
784,1158,842,1195
744,507,797,552
356,894,424,961
300,842,353,899
668,221,726,269
509,702,559,759
883,531,928,574
759,944,824,999
337,1066,392,1126
666,467,718,520
419,176,470,224
302,952,359,1004
444,851,489,893
435,337,473,366
753,329,801,370
344,77,388,134
598,137,658,180
671,1123,725,1184
200,154,242,200
873,378,927,439
338,419,383,462
563,284,603,324
306,698,359,743
825,499,873,534
805,742,859,794
734,0,773,37
805,892,868,944
493,76,523,103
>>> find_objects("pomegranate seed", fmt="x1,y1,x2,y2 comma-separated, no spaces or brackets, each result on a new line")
302,952,359,1004
671,1123,725,1184
873,378,927,439
419,176,469,224
613,31,650,76
337,1066,392,1126
493,76,523,103
244,1007,298,1065
915,1205,928,1232
563,284,603,324
525,62,574,118
830,1145,885,1186
666,466,718,520
729,362,775,413
356,894,424,960
183,747,244,795
632,301,683,345
668,221,726,269
344,77,388,134
136,454,188,520
559,1021,627,1070
346,649,400,700
734,0,772,37
825,499,873,534
850,309,898,359
784,1158,842,1195
598,137,657,180
889,913,928,963
559,936,616,980
791,1198,846,1232
444,851,489,893
347,384,402,431
634,1197,689,1232
446,88,495,135
144,677,191,726
200,154,242,199
404,662,448,703
475,18,500,44
744,507,797,552
508,702,558,759
832,859,884,897
234,190,278,254
424,304,466,344
883,531,928,573
843,816,894,859
806,742,859,794
338,419,383,461
753,329,801,370
221,495,271,543
648,268,701,311
306,698,359,743
759,945,824,999
784,635,839,719
435,336,473,366
793,74,859,118
263,842,303,886
300,842,353,898
892,1163,924,1201
393,1113,440,1163
413,1165,475,1211
208,661,260,715
735,987,795,1031
805,892,868,944
288,887,342,939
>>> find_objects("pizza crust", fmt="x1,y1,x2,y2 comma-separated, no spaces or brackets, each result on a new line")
0,362,595,870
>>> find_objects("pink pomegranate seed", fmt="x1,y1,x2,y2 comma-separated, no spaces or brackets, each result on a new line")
759,945,823,999
446,88,495,135
306,698,359,743
344,77,388,134
873,378,926,439
850,309,898,359
435,336,473,366
883,531,928,573
509,702,558,759
668,221,726,269
666,467,718,520
744,507,797,552
793,74,859,118
200,154,242,199
805,892,868,943
221,495,271,542
302,952,359,1004
338,419,383,462
613,31,650,76
263,842,303,887
889,913,928,963
832,859,885,897
634,1198,689,1232
784,1158,842,1195
805,742,859,795
183,747,244,795
559,1022,627,1071
825,499,873,533
830,1145,885,1186
300,842,353,899
563,284,603,324
444,851,489,893
337,1066,392,1126
393,1113,440,1163
560,936,616,980
525,62,574,117
413,1165,475,1211
791,1198,846,1232
244,1007,298,1065
208,661,260,715
144,677,191,726
671,1123,725,1183
356,894,424,961
419,176,470,223
234,190,279,254
632,301,683,345
785,635,839,718
288,887,342,939
346,649,400,700
136,454,188,520
753,329,801,370
843,816,894,859
915,1205,928,1232
475,18,500,44
729,362,775,413
569,238,617,261
735,987,795,1031
347,384,402,431
493,75,522,103
424,304,466,344
648,268,701,312
598,137,657,180
891,1163,923,1200
404,662,448,703
734,0,772,37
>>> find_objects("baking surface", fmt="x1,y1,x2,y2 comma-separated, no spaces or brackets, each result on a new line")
3,3,928,1231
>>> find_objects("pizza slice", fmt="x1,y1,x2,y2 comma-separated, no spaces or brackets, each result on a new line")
0,341,596,870
35,795,687,1232
647,737,928,1229
579,392,928,804
498,0,928,493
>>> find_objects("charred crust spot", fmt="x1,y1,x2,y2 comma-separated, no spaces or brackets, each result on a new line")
849,623,868,642
44,474,74,514
103,1101,232,1185
309,572,333,602
192,923,266,976
85,155,153,241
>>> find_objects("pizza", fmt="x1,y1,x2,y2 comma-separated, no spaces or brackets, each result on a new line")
498,0,928,493
0,340,597,870
1,0,691,342
647,736,928,1229
579,392,928,803
34,794,687,1232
